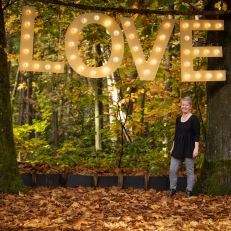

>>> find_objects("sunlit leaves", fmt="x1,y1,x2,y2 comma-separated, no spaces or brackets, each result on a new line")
214,1,227,11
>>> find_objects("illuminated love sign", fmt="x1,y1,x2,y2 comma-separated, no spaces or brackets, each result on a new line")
19,6,225,82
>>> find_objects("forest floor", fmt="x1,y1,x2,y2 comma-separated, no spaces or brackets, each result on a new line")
0,164,229,230
0,186,231,230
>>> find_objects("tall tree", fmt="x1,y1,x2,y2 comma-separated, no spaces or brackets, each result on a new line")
0,0,27,193
194,0,231,195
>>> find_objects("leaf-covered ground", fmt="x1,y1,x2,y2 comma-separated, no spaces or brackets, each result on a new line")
0,186,231,230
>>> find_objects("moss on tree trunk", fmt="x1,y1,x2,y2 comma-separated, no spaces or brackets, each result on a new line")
194,0,231,195
0,0,27,194
194,159,231,195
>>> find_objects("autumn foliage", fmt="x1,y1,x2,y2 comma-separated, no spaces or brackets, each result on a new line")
0,186,231,230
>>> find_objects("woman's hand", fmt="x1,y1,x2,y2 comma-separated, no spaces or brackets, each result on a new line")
193,150,198,158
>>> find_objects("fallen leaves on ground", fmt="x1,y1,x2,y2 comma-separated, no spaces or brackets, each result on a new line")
0,187,231,230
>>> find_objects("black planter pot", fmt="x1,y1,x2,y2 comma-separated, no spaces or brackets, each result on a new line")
122,176,144,189
97,176,118,187
36,174,62,187
21,174,32,187
148,176,187,191
66,174,93,188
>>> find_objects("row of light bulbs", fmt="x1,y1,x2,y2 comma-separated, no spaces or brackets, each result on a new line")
20,6,225,82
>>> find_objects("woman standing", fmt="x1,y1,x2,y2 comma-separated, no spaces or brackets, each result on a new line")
168,96,200,198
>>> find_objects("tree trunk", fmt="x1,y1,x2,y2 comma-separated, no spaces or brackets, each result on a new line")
193,0,231,195
0,0,27,193
94,44,103,151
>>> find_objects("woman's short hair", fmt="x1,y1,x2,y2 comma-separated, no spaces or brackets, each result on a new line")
180,96,192,106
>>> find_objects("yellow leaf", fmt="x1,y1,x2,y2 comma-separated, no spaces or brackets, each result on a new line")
214,1,221,9
222,2,228,11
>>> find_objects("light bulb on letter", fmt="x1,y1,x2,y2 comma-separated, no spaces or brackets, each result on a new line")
24,34,30,39
114,30,119,36
183,23,189,28
94,15,100,21
81,18,87,24
113,57,119,62
105,20,111,26
217,73,223,78
72,28,78,33
79,66,84,71
45,65,51,70
125,21,130,26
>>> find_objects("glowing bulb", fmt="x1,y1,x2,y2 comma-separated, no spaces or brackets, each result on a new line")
160,35,165,40
113,57,119,62
114,30,119,36
69,42,75,47
79,66,84,71
204,50,209,54
24,34,30,39
71,55,76,60
194,49,199,55
205,23,211,28
24,49,29,54
196,74,201,78
129,34,135,39
104,68,109,73
81,18,87,24
94,15,100,21
216,23,222,28
185,74,190,79
34,64,39,68
156,47,161,52
194,23,200,28
185,50,190,54
165,23,170,28
184,36,190,41
214,49,220,54
92,70,96,75
185,62,190,66
23,63,28,67
217,73,223,78
105,20,111,26
45,64,51,70
183,23,189,28
55,65,61,70
72,28,78,33
25,22,30,27
26,10,31,14
137,59,142,64
151,59,157,64
115,44,121,49
207,73,212,78
125,21,131,26
133,46,138,51
144,70,150,74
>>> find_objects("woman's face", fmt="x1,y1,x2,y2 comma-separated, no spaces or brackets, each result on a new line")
181,100,192,114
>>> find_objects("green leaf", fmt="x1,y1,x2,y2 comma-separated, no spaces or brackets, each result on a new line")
159,0,175,6
179,4,188,12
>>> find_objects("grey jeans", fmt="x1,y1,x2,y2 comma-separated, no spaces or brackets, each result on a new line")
169,156,195,191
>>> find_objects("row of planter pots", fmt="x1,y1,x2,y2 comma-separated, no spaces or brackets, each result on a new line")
21,173,187,191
